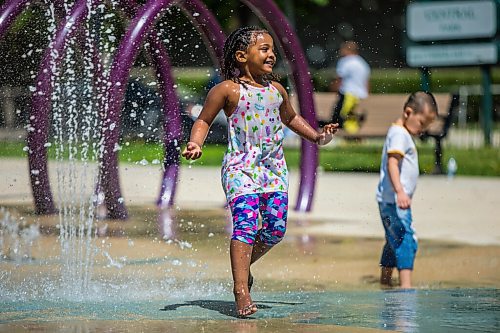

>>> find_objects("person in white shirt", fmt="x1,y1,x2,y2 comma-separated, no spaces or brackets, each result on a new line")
321,41,370,134
376,91,437,289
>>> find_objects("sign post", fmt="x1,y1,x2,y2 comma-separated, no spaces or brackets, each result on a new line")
482,65,493,146
406,0,499,146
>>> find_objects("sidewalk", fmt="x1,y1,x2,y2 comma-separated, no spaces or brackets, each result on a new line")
1,158,499,245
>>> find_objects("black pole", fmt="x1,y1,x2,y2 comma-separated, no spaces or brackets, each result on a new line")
420,66,431,92
480,65,493,146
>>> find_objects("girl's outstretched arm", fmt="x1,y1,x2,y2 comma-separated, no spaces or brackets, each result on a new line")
273,82,338,145
182,82,229,160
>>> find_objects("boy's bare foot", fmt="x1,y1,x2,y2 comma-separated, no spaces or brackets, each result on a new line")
234,286,257,318
380,266,394,287
399,269,412,289
380,282,393,289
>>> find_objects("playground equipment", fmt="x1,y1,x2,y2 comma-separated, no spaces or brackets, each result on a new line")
0,0,321,226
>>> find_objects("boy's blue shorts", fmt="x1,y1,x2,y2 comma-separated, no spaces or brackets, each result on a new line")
378,202,418,270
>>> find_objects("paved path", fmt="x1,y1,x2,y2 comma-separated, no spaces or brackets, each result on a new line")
1,158,499,245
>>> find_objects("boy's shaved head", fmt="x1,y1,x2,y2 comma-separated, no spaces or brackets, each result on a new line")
404,91,438,115
341,41,359,53
339,41,359,56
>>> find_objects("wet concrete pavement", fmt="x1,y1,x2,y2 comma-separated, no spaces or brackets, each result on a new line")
1,158,499,245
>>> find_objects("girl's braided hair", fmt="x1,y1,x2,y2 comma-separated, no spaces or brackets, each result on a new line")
222,26,280,85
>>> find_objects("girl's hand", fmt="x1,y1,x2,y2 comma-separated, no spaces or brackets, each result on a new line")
182,142,203,160
317,123,339,146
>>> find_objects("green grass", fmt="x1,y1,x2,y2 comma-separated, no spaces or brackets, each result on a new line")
2,140,499,177
313,67,500,93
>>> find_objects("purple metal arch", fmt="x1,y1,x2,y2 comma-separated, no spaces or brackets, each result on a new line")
154,0,226,208
0,0,220,218
1,0,319,216
151,38,181,205
0,0,58,214
1,0,113,215
22,0,184,217
101,0,226,218
114,0,181,215
139,0,225,209
119,0,185,209
1,0,207,216
118,0,222,237
242,0,319,212
27,0,92,214
100,0,320,217
99,0,173,219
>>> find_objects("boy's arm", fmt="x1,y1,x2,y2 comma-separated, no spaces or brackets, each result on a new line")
273,82,338,145
387,153,411,209
182,83,228,160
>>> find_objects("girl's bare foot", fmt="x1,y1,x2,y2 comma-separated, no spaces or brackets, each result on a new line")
234,285,257,317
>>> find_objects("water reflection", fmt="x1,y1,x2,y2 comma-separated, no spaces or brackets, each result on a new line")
292,217,316,254
0,207,40,262
0,318,368,333
158,206,178,241
379,289,418,332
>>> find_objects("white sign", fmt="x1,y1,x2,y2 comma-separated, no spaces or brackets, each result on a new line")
407,43,498,67
407,1,497,41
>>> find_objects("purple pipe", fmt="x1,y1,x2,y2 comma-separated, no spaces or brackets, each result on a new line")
0,0,53,214
118,0,221,237
120,0,183,208
157,0,225,208
1,0,113,215
149,35,182,208
0,0,30,38
100,0,175,219
118,0,222,210
3,0,317,216
6,0,222,218
242,0,319,212
27,0,91,215
153,0,225,208
104,0,318,216
101,0,226,218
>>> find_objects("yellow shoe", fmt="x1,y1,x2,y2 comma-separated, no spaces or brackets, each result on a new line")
344,119,359,134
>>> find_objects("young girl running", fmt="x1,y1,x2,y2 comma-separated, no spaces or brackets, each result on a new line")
182,26,338,317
